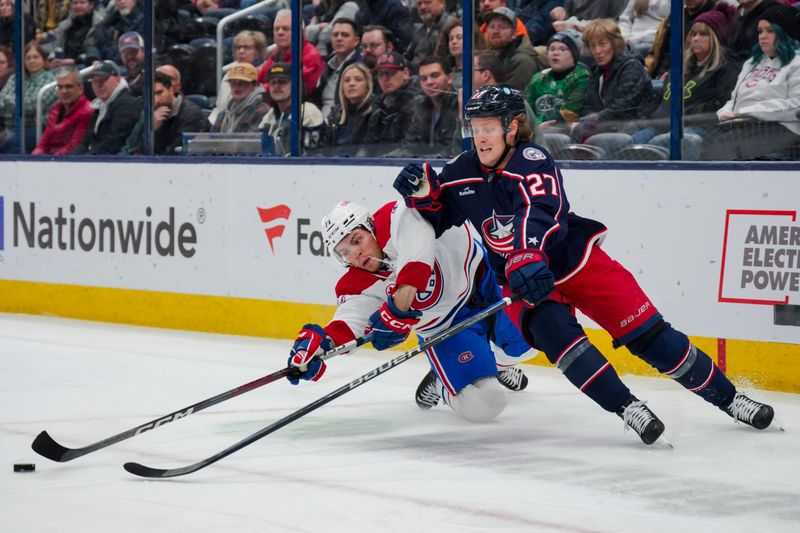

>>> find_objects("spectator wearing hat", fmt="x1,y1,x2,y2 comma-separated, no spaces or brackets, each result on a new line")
484,7,544,91
324,62,375,154
396,55,459,158
118,31,143,97
729,0,787,64
645,0,716,80
364,51,420,155
317,18,364,119
405,0,453,71
525,30,589,128
86,0,144,63
33,66,94,155
631,2,740,152
702,8,800,159
259,62,324,156
478,0,530,40
211,62,269,134
73,60,141,154
207,30,268,126
258,10,324,99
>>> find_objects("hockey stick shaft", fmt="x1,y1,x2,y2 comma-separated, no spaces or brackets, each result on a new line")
32,335,371,462
124,296,516,478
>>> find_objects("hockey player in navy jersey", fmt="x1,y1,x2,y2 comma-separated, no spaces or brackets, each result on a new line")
393,85,775,444
286,200,536,422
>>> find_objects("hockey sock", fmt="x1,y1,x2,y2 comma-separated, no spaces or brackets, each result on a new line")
524,302,630,412
627,322,735,407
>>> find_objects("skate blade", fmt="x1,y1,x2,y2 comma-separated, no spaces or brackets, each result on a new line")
657,435,674,449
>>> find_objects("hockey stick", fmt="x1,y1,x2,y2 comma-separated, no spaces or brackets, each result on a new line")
31,335,372,463
124,295,516,478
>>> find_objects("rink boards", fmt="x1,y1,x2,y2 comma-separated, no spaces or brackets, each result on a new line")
0,159,798,392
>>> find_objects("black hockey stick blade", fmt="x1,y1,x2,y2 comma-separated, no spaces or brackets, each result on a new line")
123,296,516,478
32,335,369,463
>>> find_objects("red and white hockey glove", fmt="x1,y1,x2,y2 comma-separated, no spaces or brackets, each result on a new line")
366,296,422,350
393,161,442,211
505,249,554,307
287,324,333,385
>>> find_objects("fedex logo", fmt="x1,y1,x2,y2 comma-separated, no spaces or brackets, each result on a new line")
257,204,291,253
0,196,4,250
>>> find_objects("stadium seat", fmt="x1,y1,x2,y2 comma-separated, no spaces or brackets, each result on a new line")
650,132,703,160
192,42,219,97
585,132,634,159
190,16,219,40
165,44,196,88
543,132,571,159
616,144,670,161
203,8,238,20
189,37,215,51
558,143,606,160
185,94,210,109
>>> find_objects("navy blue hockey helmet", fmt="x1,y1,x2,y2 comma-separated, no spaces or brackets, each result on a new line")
463,85,526,137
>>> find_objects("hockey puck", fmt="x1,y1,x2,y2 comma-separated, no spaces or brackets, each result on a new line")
13,463,35,473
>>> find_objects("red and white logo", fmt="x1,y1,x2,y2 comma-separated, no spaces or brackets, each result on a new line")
257,204,291,253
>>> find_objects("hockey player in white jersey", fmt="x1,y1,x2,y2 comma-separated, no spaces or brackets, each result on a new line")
287,200,536,422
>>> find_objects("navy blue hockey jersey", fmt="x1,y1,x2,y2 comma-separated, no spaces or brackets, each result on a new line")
420,142,608,284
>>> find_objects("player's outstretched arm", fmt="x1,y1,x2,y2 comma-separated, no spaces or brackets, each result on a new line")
287,324,334,385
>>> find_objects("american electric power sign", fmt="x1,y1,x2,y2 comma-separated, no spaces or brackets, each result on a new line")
719,210,800,305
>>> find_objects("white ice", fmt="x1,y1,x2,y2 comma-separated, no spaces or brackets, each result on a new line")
1,313,799,533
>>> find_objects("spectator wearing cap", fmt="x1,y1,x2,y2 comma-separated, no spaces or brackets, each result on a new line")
33,66,93,155
729,0,786,64
484,7,544,92
48,0,104,67
211,62,269,133
525,30,589,127
118,31,143,97
631,2,740,150
478,0,530,40
405,0,453,71
515,0,563,46
0,41,57,153
571,18,652,142
259,62,324,156
257,10,324,99
85,0,143,63
72,60,141,154
364,51,420,155
208,30,268,126
396,55,459,157
317,18,364,119
324,62,375,154
473,50,546,145
551,0,628,33
645,0,716,80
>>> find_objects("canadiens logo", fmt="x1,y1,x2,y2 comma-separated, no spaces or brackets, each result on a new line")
481,210,515,254
390,261,444,311
523,147,546,161
458,352,473,363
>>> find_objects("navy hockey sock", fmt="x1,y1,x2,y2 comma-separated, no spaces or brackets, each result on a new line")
524,303,630,412
627,322,735,407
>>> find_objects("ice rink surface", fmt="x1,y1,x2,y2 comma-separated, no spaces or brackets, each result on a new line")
1,313,799,533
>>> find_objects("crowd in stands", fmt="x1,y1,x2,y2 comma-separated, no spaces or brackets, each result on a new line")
0,0,798,159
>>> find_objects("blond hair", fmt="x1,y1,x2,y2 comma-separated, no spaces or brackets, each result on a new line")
336,63,374,125
513,113,533,144
684,21,725,80
582,19,626,55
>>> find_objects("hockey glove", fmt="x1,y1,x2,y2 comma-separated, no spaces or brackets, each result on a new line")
393,162,441,211
287,324,333,385
367,296,423,351
505,249,555,307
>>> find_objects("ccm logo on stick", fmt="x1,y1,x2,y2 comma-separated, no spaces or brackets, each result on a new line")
134,408,195,435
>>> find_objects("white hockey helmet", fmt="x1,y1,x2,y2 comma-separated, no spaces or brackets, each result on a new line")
321,201,375,266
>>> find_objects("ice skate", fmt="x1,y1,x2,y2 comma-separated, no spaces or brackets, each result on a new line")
616,396,665,445
497,366,528,391
723,392,774,430
415,370,441,409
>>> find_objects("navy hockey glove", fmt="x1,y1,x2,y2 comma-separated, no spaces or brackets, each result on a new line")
505,249,555,307
367,296,422,351
287,324,333,385
393,162,441,211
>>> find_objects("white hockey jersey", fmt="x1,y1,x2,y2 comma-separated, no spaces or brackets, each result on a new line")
324,201,485,344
